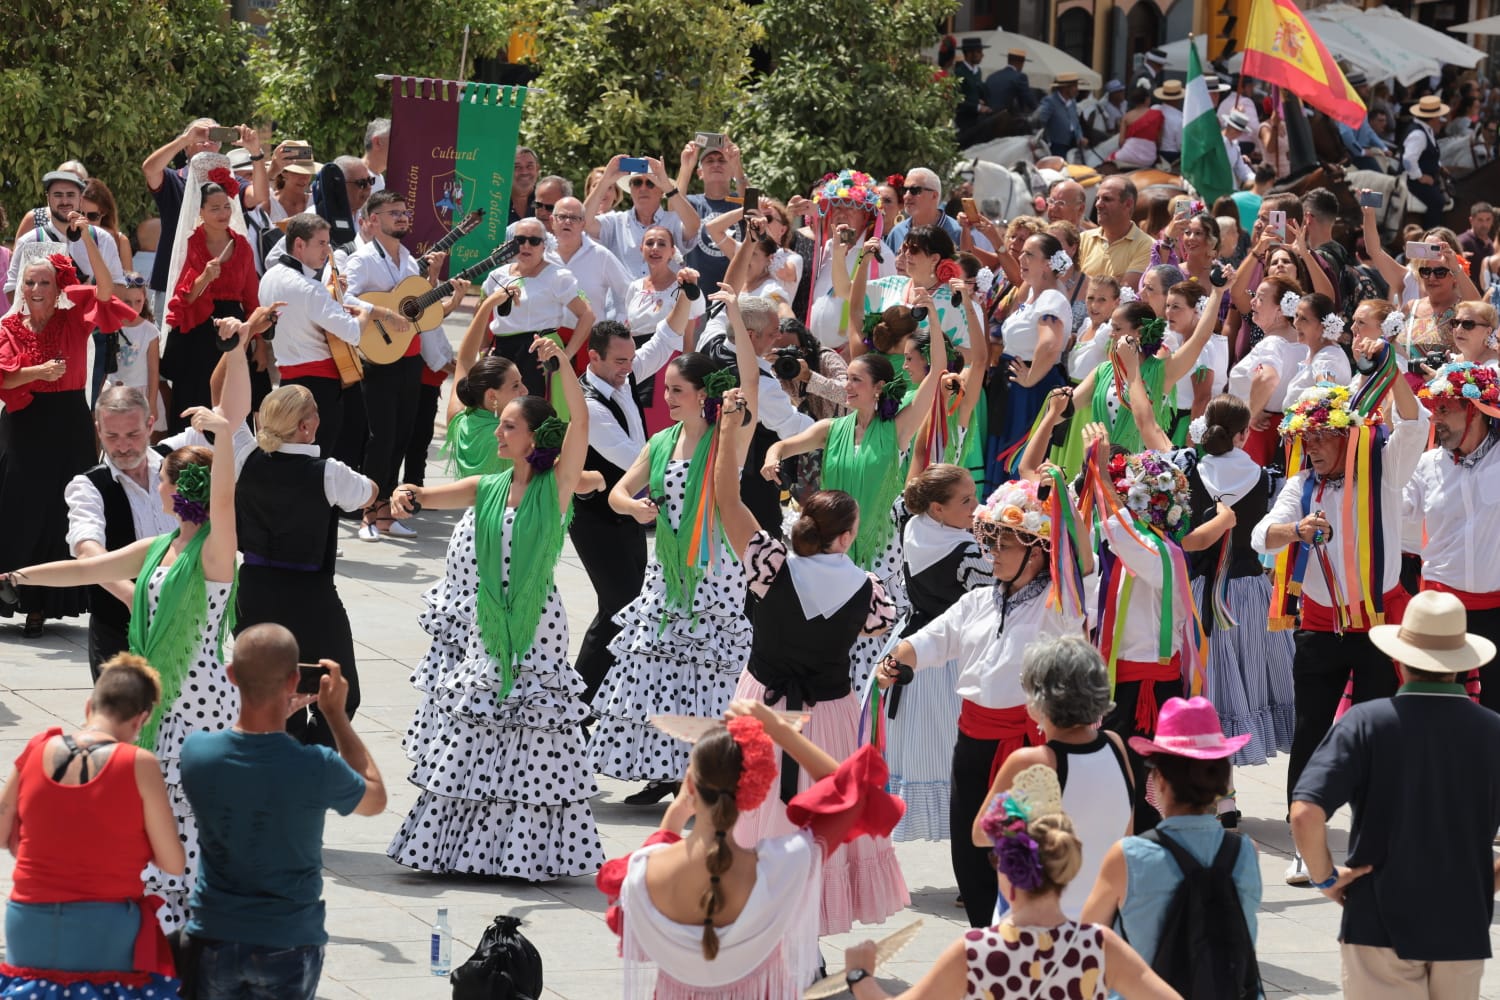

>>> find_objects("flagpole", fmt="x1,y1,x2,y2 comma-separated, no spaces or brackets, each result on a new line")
458,24,471,81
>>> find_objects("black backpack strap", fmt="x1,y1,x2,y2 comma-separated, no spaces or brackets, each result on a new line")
1210,830,1245,874
1137,828,1204,877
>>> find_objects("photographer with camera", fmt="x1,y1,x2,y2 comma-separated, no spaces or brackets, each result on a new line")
770,315,847,498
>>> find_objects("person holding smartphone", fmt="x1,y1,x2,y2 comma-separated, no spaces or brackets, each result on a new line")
676,132,748,293
582,154,701,278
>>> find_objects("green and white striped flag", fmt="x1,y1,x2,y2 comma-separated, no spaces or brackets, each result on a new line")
1181,40,1235,207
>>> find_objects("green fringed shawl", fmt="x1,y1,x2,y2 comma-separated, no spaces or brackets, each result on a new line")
474,469,570,700
823,413,903,569
443,408,510,479
130,529,237,753
1090,357,1173,454
647,424,719,615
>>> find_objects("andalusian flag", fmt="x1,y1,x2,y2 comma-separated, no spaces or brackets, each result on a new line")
1243,0,1366,128
1181,42,1235,206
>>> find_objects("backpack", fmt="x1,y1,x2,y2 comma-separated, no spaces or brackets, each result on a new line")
450,915,544,1000
1135,828,1261,1000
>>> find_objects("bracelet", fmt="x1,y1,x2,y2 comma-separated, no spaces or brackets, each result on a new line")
249,153,265,162
663,187,680,199
1310,870,1339,891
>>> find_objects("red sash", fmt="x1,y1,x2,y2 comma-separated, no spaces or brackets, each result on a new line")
1421,581,1500,610
1115,655,1182,735
1301,585,1410,633
958,701,1042,784
278,359,340,381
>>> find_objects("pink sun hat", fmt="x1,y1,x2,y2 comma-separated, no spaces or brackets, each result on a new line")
1127,696,1251,760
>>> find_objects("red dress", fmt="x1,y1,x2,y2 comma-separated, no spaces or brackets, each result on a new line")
163,228,260,427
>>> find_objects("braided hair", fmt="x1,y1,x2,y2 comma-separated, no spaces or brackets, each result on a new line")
688,727,743,960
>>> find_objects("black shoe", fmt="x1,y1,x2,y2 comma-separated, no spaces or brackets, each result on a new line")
623,780,679,806
1218,810,1241,831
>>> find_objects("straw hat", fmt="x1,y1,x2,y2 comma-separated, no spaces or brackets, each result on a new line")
1369,591,1496,674
1410,95,1451,119
1145,48,1168,66
1053,73,1080,88
1153,80,1186,102
1007,47,1027,60
1129,697,1252,759
1222,109,1252,134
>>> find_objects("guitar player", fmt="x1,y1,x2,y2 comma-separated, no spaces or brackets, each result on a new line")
258,212,410,457
343,191,470,541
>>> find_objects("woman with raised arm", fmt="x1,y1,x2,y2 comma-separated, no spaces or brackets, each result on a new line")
904,280,986,486
385,335,603,880
586,290,762,805
2,384,243,931
711,384,906,934
763,300,947,693
596,702,907,999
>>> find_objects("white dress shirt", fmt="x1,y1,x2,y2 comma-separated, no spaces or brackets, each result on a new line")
1098,513,1191,663
158,423,259,478
559,236,634,324
581,322,683,469
65,451,176,557
1156,103,1184,154
1405,435,1500,592
907,581,1089,709
344,238,419,297
1403,120,1437,180
257,257,363,369
276,442,376,510
1253,403,1430,606
696,330,816,440
595,208,689,278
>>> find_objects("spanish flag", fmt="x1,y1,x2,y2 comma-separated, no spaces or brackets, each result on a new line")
1242,0,1366,129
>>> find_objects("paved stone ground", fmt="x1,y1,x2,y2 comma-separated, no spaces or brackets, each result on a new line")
3,310,1500,998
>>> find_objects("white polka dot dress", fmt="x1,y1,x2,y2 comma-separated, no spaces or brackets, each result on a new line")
846,523,909,696
586,460,752,782
388,507,604,880
141,563,239,933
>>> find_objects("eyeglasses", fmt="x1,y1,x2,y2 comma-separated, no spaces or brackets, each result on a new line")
1453,318,1490,330
379,210,413,219
902,186,933,196
1418,266,1452,278
84,211,103,222
553,213,583,224
897,243,928,255
535,202,556,213
630,177,656,189
349,178,376,189
1046,196,1081,207
514,234,546,246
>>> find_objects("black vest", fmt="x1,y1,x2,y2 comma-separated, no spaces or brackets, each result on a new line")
746,561,871,709
902,544,975,636
579,380,638,522
83,464,138,632
235,450,339,575
1412,122,1441,178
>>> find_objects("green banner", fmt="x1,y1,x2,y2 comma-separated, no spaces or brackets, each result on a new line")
452,84,527,273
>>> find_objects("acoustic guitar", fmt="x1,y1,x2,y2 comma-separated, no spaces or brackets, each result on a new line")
357,239,520,366
418,210,485,278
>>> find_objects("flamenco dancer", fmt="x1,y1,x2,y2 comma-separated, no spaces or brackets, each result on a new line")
3,383,245,930
597,702,906,999
763,302,948,694
587,290,763,804
386,336,603,879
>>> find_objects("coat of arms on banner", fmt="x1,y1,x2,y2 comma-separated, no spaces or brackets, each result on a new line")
430,169,474,226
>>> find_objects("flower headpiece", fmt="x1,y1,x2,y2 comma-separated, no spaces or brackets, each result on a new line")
701,369,739,424
724,716,776,811
1280,291,1300,318
172,462,212,525
46,252,79,293
1107,450,1191,539
884,173,905,190
1320,313,1345,342
876,372,909,421
973,479,1052,551
206,165,241,199
1188,415,1208,445
1048,249,1072,275
1118,285,1139,304
1136,316,1168,353
1419,361,1500,413
976,266,995,297
1381,310,1406,340
526,415,568,473
1279,382,1374,437
813,169,881,215
978,765,1065,893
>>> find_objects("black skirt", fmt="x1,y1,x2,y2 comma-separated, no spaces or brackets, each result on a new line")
234,565,356,674
162,298,246,432
0,390,95,618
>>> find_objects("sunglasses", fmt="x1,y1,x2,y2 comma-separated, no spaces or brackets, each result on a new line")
122,274,148,288
84,211,103,222
630,177,656,189
1453,318,1490,330
1418,266,1452,278
514,235,546,246
349,177,376,189
535,202,556,212
902,186,933,196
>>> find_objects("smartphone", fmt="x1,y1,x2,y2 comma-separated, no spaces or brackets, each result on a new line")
695,131,724,151
1268,210,1287,240
838,227,857,246
283,144,314,162
619,157,649,174
742,186,760,219
1406,241,1443,261
1359,190,1384,209
206,125,240,144
1174,202,1190,220
962,197,979,220
296,662,330,694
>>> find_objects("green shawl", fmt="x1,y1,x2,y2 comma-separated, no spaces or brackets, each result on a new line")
130,528,236,753
1090,357,1173,454
647,423,722,616
474,469,571,700
823,413,903,569
443,408,510,479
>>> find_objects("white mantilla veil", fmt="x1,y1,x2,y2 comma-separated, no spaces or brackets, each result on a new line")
164,152,248,322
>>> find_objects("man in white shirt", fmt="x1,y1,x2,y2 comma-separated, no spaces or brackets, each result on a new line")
1403,95,1449,228
5,171,126,295
1404,364,1500,712
1153,80,1185,168
362,118,390,195
552,196,632,324
582,154,700,277
1252,357,1428,883
571,320,682,705
258,213,410,455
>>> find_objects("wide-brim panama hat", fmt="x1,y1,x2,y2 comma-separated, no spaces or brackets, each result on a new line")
1369,590,1496,674
1154,80,1186,101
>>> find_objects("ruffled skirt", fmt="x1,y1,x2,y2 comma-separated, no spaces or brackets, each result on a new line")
1193,574,1296,767
885,656,962,841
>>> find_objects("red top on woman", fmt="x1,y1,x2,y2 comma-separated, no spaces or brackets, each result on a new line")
166,228,260,332
0,285,132,412
9,727,151,903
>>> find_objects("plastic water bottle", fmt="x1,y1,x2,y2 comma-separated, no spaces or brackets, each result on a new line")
430,907,452,976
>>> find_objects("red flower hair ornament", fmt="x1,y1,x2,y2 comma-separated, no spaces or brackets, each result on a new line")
207,166,241,199
46,253,79,290
725,716,777,811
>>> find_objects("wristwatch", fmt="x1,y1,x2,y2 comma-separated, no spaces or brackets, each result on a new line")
846,968,872,989
663,187,680,200
249,152,265,162
1311,870,1339,891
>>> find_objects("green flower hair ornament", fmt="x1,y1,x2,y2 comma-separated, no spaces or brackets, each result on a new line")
877,371,910,420
1137,317,1168,352
531,416,568,450
171,463,212,525
703,369,739,399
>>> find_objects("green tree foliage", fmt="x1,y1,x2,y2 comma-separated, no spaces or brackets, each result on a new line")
0,0,256,232
731,0,959,197
253,0,509,160
494,0,760,181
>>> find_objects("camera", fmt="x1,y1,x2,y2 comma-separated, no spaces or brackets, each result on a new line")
1423,349,1451,371
771,346,806,380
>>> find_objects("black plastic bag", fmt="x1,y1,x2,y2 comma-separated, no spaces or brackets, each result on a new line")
450,914,543,1000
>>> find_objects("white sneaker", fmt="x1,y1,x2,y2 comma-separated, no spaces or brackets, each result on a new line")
357,522,381,542
384,520,417,538
1285,852,1310,886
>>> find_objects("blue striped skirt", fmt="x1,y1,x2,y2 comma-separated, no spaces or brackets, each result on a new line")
885,656,963,841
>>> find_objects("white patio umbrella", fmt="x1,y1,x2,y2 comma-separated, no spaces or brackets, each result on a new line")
1313,4,1485,71
1447,14,1500,36
1302,10,1441,85
955,30,1103,92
